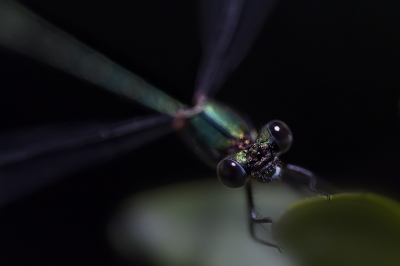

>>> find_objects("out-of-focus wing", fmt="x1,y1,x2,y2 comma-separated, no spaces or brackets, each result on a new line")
0,114,173,207
194,0,279,100
0,0,183,116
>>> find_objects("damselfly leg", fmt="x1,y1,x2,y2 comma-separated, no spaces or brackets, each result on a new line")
285,164,331,201
245,163,330,252
245,179,283,253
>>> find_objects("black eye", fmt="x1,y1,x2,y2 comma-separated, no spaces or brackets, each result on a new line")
267,120,293,153
217,159,248,188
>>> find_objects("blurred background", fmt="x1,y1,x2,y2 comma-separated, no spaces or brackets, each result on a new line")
0,0,399,265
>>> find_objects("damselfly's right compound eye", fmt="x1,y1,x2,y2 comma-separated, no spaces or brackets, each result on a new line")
266,120,293,154
217,159,247,188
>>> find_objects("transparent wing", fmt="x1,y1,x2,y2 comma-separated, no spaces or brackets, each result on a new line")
194,0,279,100
0,114,173,207
0,0,183,116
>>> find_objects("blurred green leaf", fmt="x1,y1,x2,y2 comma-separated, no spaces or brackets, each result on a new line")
274,193,400,266
108,178,318,266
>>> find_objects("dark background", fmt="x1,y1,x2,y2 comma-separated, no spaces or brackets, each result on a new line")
1,0,399,265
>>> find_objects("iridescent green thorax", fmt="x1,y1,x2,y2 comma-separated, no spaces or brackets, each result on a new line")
180,100,255,166
189,100,254,150
189,115,232,150
201,101,250,140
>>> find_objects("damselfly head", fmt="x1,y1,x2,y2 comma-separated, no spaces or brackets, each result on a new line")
217,120,292,188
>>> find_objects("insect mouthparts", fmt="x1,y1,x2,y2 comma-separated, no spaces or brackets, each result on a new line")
244,142,282,183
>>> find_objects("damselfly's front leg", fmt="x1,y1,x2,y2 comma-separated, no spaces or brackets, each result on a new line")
245,179,283,253
285,164,331,201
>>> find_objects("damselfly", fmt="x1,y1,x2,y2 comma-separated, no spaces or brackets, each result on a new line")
0,0,330,252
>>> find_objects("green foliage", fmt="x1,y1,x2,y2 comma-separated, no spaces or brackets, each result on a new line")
109,179,400,266
274,193,400,266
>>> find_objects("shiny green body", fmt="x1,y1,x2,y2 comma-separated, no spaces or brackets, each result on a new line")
181,100,257,166
190,101,252,149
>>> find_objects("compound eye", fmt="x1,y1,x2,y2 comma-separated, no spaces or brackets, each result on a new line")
267,120,293,153
217,159,247,188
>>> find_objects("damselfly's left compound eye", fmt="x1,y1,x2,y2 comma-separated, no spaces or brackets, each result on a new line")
217,159,247,188
267,120,293,153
